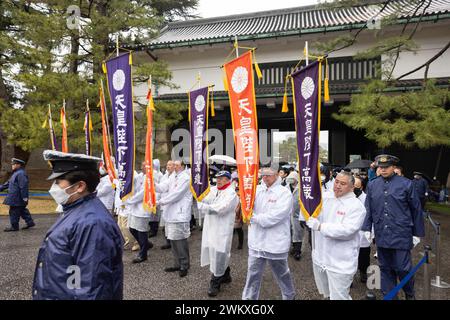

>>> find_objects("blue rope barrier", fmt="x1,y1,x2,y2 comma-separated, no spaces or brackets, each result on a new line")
383,255,427,300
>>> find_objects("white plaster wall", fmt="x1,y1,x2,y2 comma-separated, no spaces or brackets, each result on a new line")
133,19,450,99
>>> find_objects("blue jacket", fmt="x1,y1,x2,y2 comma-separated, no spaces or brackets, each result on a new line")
0,168,29,206
362,174,425,250
32,193,124,300
412,177,429,198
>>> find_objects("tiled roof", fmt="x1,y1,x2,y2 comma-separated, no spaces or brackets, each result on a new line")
142,0,450,49
154,77,450,101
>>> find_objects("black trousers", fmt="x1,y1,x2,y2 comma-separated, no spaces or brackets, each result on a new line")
171,239,190,270
358,246,371,274
129,228,149,259
234,227,244,247
9,206,34,230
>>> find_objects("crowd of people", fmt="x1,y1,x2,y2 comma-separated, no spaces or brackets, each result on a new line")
0,151,428,300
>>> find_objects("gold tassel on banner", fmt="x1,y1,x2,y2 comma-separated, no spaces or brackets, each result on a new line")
41,117,48,129
222,68,229,91
253,50,263,80
210,89,215,117
324,58,330,103
129,53,132,65
281,76,290,113
102,62,107,74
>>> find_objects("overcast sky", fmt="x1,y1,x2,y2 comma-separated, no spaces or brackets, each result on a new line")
196,0,320,18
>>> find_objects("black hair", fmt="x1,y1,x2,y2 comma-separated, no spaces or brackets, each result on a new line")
62,170,100,193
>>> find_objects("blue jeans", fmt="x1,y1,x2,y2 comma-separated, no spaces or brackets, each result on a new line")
9,206,34,230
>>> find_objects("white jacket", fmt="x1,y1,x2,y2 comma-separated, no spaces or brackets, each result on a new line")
198,184,239,275
126,172,152,218
312,191,366,275
96,175,115,210
356,192,372,248
157,170,192,223
248,177,293,255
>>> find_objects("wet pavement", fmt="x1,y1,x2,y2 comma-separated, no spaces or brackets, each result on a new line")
1,212,449,300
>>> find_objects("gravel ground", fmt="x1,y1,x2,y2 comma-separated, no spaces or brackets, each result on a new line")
1,212,449,300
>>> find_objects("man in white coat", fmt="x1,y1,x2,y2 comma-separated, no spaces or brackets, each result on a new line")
197,171,239,297
159,160,175,250
96,167,115,214
307,171,366,300
156,160,192,277
242,166,296,300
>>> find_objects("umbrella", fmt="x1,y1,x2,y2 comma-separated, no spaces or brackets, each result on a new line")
345,159,372,169
209,155,237,166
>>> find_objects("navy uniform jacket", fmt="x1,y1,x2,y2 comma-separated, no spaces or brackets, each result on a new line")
362,174,425,250
32,193,124,300
412,178,429,198
0,168,29,206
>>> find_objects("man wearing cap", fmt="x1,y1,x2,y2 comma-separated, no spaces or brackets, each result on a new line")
0,158,35,232
412,172,429,211
242,166,296,300
362,155,424,300
32,150,123,300
197,170,239,297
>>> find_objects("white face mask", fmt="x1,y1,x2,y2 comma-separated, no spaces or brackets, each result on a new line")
99,167,107,176
49,181,79,205
321,175,326,182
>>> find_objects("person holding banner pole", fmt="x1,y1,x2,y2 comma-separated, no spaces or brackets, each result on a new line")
149,159,163,238
242,166,296,300
307,171,366,300
156,160,192,277
159,160,175,249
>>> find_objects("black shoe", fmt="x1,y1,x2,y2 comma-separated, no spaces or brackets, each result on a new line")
148,231,157,238
4,227,19,232
405,295,416,300
22,222,35,230
132,256,147,264
294,252,302,261
161,243,171,250
164,266,180,272
147,241,154,250
221,267,232,284
179,269,188,277
208,276,221,297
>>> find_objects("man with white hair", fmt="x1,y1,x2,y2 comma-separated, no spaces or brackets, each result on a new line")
156,160,192,277
242,166,296,300
307,171,366,300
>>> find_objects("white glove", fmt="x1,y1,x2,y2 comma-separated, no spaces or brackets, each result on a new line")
307,217,321,231
364,231,372,243
250,215,258,225
413,236,421,247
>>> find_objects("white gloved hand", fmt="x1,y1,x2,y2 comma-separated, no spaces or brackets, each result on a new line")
413,236,421,247
307,217,321,231
364,231,372,243
250,215,258,225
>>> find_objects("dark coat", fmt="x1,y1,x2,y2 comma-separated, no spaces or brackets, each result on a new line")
0,168,29,206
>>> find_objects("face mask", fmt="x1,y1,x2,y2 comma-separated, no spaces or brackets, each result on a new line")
99,167,107,176
354,188,362,197
321,175,326,182
49,181,79,205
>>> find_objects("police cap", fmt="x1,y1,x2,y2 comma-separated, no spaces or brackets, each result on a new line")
43,150,102,180
374,154,399,168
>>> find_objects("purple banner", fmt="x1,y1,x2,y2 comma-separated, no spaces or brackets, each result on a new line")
291,61,322,219
105,53,135,200
189,86,210,201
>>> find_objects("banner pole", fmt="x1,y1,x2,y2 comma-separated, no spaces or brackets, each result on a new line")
116,34,119,57
305,41,309,66
234,35,239,58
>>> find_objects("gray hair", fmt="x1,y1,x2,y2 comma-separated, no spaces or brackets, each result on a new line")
338,170,355,186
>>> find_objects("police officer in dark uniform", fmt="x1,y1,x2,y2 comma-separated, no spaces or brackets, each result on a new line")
362,155,424,300
412,172,429,211
32,150,123,300
0,158,35,232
